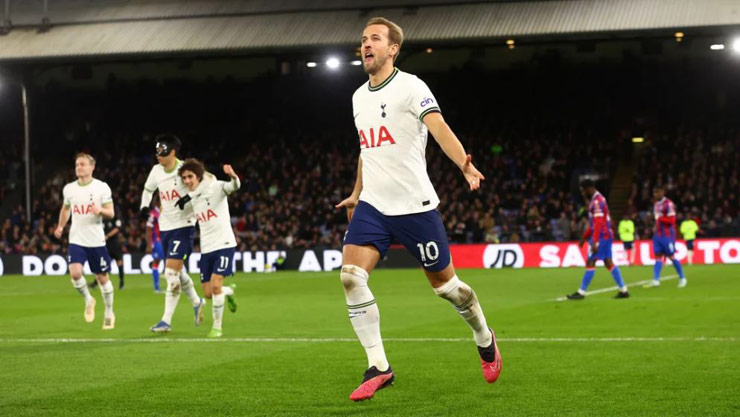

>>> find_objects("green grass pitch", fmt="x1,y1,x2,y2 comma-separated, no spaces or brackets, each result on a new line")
1,265,739,416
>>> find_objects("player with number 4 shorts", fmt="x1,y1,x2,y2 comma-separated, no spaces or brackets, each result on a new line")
176,159,240,338
53,153,116,330
335,17,500,402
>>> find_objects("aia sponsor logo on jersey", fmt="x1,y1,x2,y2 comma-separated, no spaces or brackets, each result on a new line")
197,209,218,223
420,97,435,107
358,126,396,149
160,189,182,202
72,204,94,215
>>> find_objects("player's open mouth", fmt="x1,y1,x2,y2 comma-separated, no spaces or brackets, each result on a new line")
364,52,374,63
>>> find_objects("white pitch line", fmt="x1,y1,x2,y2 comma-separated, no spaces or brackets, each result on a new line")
0,336,735,344
555,274,678,301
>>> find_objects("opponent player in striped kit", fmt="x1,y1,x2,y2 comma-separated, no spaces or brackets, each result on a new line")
649,185,686,288
146,201,164,293
566,179,629,300
54,153,117,329
335,17,500,401
140,135,206,333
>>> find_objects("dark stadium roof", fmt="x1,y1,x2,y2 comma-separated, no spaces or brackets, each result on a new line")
1,0,739,61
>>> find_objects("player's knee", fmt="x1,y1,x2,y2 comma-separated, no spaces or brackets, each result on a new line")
434,275,473,306
340,265,369,292
164,268,180,294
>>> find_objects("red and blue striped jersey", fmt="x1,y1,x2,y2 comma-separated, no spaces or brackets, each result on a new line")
654,197,677,239
583,191,613,241
146,207,162,243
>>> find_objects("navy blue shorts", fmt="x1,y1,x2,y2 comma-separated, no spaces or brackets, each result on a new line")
653,236,675,256
160,227,195,261
344,201,451,272
200,247,236,283
623,241,633,250
686,239,694,250
152,241,164,261
68,244,112,274
588,238,613,261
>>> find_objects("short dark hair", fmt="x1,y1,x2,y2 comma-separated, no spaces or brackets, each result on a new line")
653,184,665,192
178,158,205,181
580,178,595,188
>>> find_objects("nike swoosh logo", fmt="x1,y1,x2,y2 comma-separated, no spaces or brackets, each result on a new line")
423,261,439,267
353,113,359,119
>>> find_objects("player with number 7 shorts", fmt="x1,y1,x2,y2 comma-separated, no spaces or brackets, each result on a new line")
176,159,240,338
335,17,500,402
140,134,206,333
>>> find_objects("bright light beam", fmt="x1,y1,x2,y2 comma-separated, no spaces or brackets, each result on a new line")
326,57,340,69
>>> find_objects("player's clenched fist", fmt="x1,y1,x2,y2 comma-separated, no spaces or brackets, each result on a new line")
223,164,236,178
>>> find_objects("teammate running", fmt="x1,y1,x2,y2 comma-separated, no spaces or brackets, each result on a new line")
54,153,116,330
176,159,239,338
336,17,500,402
140,134,206,333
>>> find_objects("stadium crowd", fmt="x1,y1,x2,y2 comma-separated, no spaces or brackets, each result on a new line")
3,62,740,255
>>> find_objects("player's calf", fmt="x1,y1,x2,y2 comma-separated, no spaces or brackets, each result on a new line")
433,275,492,348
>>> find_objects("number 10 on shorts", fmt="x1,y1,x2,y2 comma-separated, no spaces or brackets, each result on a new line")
417,241,439,262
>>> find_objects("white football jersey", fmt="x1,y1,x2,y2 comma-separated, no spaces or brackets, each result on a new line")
142,160,196,231
63,178,113,247
352,68,441,215
189,175,240,254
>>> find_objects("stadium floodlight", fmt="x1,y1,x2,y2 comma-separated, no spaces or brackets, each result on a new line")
350,60,362,66
306,61,317,68
733,38,740,53
326,57,340,69
632,137,645,143
710,44,725,51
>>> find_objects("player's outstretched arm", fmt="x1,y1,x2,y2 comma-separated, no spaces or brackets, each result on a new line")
423,112,485,191
54,205,71,239
336,157,363,221
222,164,241,194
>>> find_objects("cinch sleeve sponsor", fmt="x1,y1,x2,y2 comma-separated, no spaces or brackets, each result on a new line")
409,77,441,122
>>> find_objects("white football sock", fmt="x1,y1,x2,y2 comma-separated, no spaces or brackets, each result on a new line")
434,275,492,347
180,269,201,307
221,285,234,296
212,293,225,329
100,280,115,317
341,265,389,371
162,268,181,324
71,277,93,303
